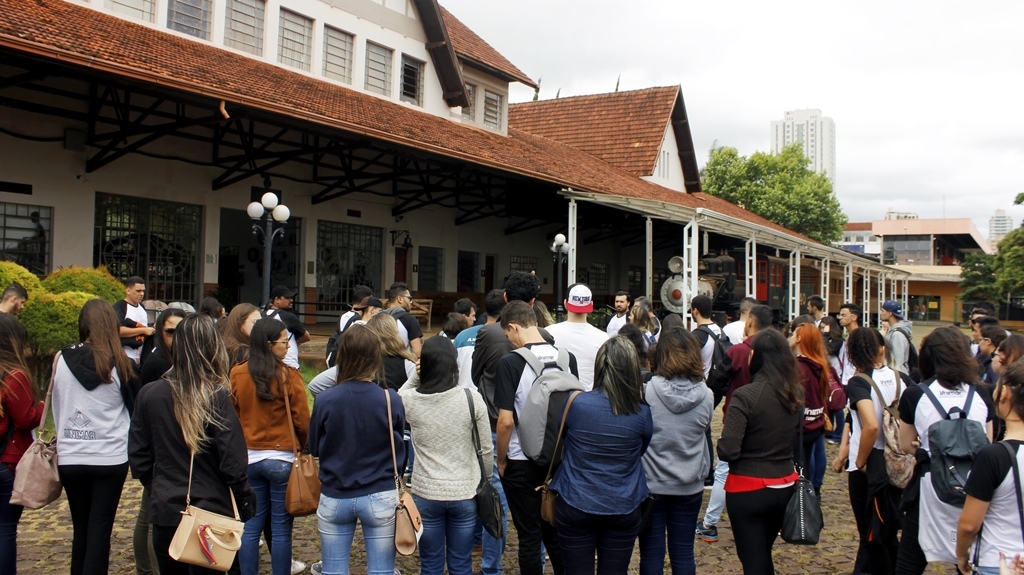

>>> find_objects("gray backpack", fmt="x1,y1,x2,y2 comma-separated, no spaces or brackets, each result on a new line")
514,347,585,468
921,383,990,506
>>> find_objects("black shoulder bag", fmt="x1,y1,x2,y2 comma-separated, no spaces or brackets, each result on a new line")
465,388,503,539
782,408,824,545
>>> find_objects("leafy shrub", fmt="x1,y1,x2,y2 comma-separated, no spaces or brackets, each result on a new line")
42,266,125,304
20,291,94,357
0,261,44,299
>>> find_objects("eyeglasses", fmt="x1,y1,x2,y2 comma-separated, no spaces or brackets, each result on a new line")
273,339,289,345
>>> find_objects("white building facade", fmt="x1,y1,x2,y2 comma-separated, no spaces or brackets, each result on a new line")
990,209,1014,249
770,109,836,184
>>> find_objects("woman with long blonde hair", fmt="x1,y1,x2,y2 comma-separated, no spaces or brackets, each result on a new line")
129,314,256,575
365,313,416,390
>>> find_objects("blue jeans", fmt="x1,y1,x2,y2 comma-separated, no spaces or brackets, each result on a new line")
317,489,398,575
977,567,1000,575
827,409,846,442
482,431,509,575
0,466,23,575
809,435,827,489
555,498,640,575
700,459,729,527
638,492,703,575
241,459,293,575
414,495,477,575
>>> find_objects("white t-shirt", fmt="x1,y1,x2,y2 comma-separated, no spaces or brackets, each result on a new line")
605,313,628,337
123,302,149,363
693,323,722,380
545,321,608,391
846,366,899,472
722,320,745,346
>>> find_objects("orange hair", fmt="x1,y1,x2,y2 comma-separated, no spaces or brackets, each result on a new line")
794,323,831,406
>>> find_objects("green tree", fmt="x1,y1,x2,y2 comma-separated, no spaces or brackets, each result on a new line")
959,252,999,301
1015,192,1023,205
994,226,1024,299
701,144,848,245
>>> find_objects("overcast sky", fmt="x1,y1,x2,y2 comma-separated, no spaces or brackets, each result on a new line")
441,0,1024,238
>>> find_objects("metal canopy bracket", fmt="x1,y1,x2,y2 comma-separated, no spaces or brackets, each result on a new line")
567,198,578,284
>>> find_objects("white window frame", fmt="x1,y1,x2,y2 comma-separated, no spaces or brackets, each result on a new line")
483,90,503,129
400,55,425,106
106,0,155,22
462,83,476,120
323,25,354,84
278,9,313,72
167,0,212,39
224,0,265,56
365,41,393,96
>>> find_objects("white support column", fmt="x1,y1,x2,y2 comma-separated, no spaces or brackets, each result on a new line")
844,262,853,304
821,258,830,313
880,272,888,329
890,277,897,303
745,235,757,298
902,278,909,318
682,217,698,328
862,269,871,328
788,249,801,320
567,199,578,284
645,217,653,300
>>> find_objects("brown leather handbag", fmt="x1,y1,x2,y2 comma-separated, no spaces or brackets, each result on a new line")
10,353,62,509
537,391,581,526
282,380,320,517
385,389,422,556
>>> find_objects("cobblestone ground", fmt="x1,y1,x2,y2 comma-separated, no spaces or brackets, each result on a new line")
16,442,955,574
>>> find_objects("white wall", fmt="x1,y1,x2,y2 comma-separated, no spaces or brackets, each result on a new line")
641,123,685,192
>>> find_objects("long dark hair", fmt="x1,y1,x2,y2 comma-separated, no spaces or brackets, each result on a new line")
247,318,288,401
818,316,844,355
335,325,383,383
920,326,978,390
222,303,259,364
154,308,189,362
594,337,644,416
0,313,31,414
418,337,458,394
167,314,231,453
749,329,803,413
79,299,136,384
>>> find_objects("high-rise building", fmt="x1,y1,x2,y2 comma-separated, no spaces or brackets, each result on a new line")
770,109,836,184
990,209,1014,249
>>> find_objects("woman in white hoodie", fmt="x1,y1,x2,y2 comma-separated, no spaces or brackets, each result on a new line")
637,327,713,575
52,299,139,575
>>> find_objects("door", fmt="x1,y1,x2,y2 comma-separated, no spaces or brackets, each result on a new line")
484,254,496,292
394,247,408,283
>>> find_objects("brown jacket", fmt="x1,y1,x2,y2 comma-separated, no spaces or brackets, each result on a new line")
230,363,310,452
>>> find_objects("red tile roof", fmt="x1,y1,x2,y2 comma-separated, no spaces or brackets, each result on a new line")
509,87,679,177
0,0,816,247
438,5,536,88
845,222,873,231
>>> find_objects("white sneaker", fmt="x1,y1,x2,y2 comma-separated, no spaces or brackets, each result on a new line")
394,569,403,575
310,561,322,575
291,559,307,575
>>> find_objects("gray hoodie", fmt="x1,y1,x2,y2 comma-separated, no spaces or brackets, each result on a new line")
641,374,713,496
888,319,914,376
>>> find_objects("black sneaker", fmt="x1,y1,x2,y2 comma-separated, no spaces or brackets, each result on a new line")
695,523,719,542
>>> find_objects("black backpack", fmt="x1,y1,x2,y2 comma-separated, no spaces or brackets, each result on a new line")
891,326,919,374
696,325,733,404
325,314,360,368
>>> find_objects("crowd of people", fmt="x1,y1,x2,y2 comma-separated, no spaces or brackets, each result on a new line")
1,273,1024,575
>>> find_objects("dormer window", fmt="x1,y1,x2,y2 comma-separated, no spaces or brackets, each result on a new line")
462,83,476,120
365,42,393,97
400,55,424,106
483,90,503,129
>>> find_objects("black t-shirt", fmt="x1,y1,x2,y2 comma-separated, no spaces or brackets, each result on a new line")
397,312,423,342
966,440,1023,502
268,309,306,339
494,343,579,418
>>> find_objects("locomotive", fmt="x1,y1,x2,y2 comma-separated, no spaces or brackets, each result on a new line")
660,250,792,322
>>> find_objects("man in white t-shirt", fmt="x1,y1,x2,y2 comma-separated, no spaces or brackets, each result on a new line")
689,295,722,380
113,276,154,364
545,283,608,390
605,291,630,337
337,285,374,331
722,296,757,345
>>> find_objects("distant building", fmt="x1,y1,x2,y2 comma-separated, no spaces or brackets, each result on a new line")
770,109,836,184
990,209,1015,250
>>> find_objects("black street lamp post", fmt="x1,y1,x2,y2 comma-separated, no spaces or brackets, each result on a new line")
247,191,290,308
